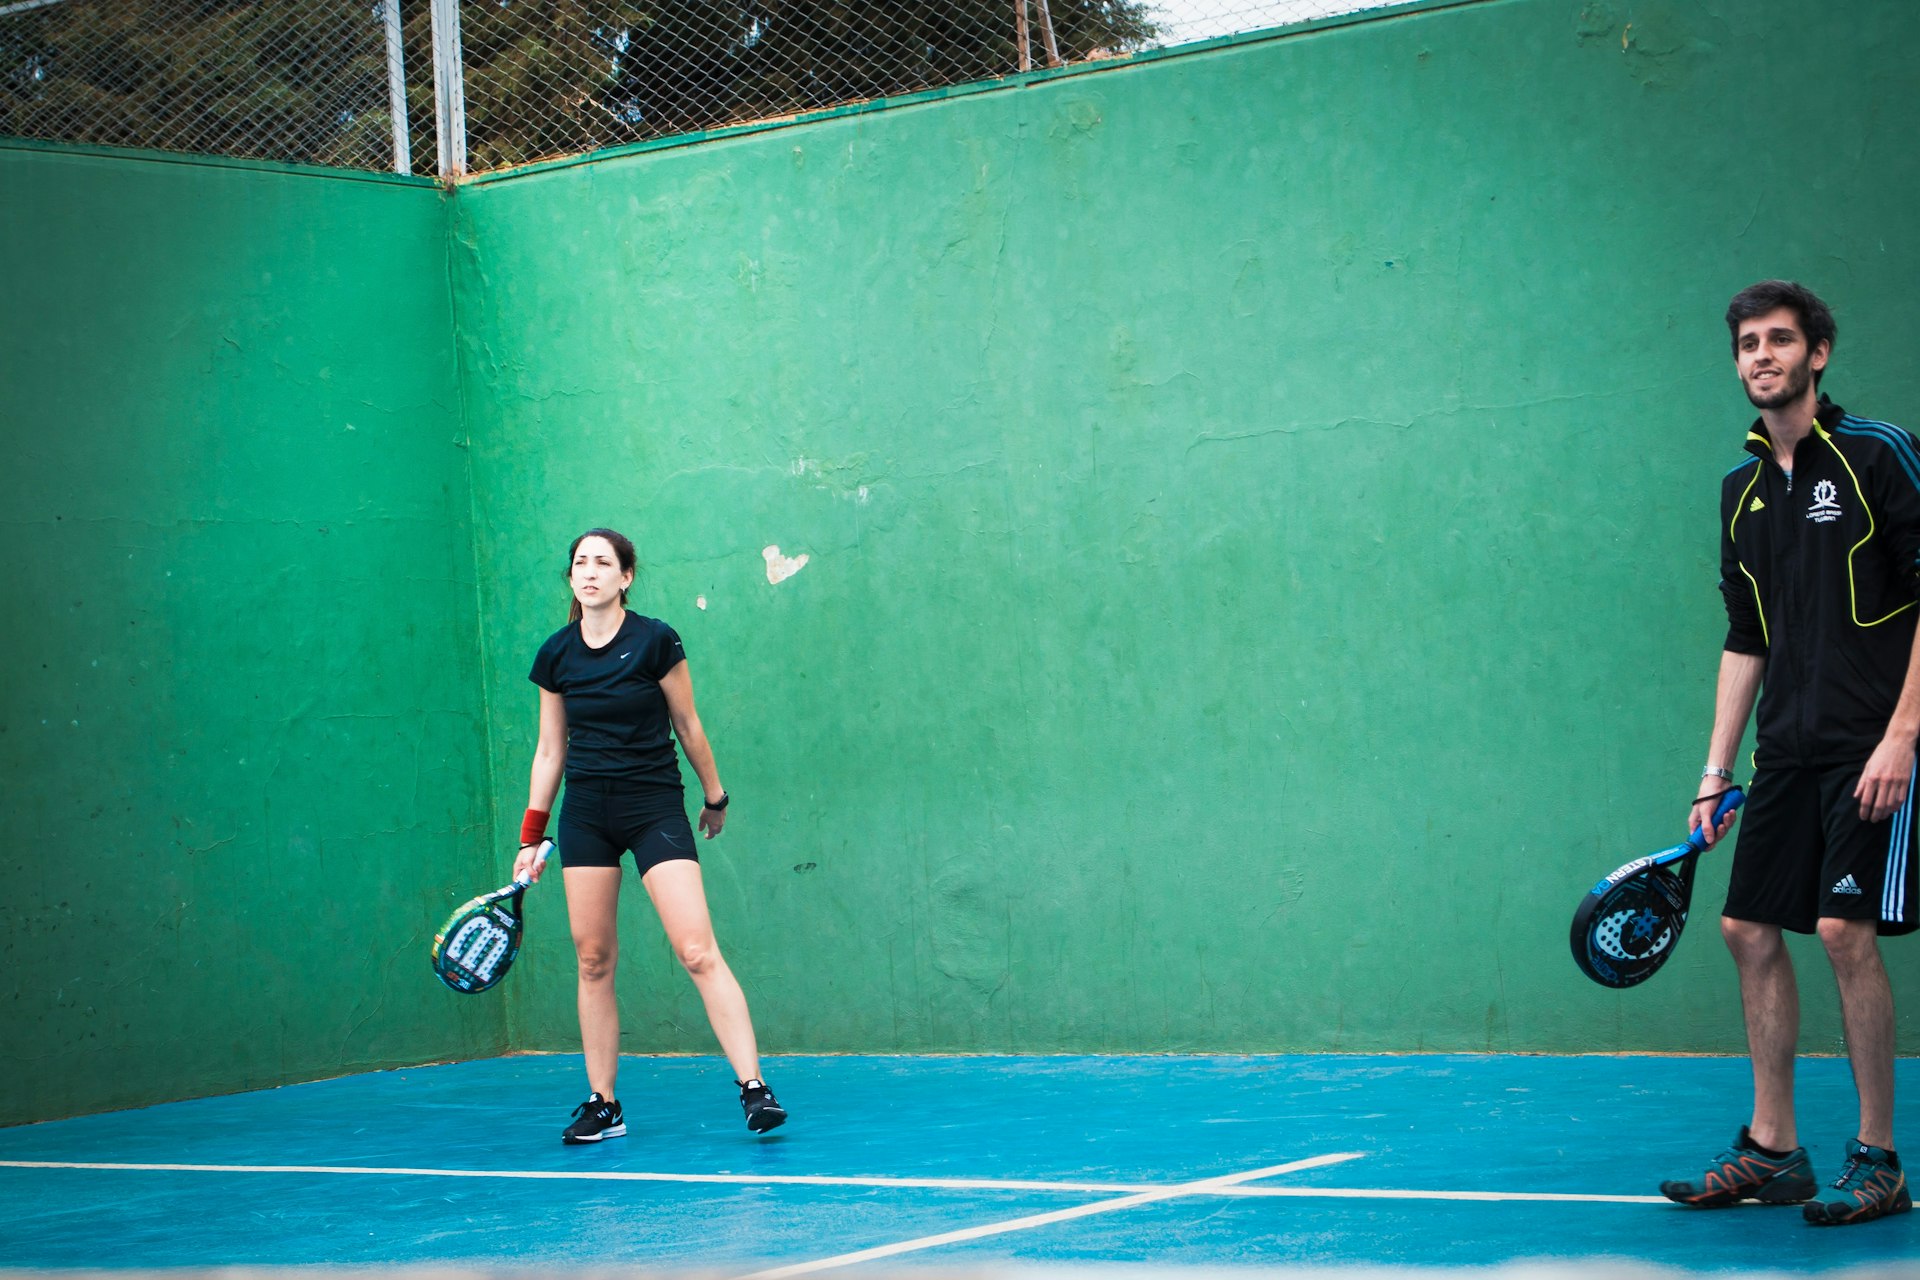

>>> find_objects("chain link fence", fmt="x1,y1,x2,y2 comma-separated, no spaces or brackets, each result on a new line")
1,0,1406,177
449,0,1405,173
0,0,417,171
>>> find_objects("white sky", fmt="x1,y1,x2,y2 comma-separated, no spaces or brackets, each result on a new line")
1144,0,1404,45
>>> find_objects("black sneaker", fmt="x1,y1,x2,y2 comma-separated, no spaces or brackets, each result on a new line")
1660,1127,1815,1207
562,1093,626,1144
1804,1140,1913,1225
739,1078,787,1134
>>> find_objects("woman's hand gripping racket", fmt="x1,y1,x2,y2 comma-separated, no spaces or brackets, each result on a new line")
1569,787,1744,989
431,839,553,994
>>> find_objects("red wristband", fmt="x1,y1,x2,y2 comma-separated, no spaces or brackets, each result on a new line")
520,808,549,845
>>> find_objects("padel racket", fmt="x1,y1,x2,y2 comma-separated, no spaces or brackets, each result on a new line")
431,839,553,994
1570,787,1744,989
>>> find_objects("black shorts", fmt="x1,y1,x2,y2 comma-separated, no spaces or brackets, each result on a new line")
1724,763,1919,935
557,777,698,873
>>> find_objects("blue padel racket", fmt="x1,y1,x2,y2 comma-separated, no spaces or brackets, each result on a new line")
1570,787,1744,989
431,839,554,994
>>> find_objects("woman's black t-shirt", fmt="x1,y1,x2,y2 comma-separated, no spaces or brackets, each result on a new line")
529,612,687,789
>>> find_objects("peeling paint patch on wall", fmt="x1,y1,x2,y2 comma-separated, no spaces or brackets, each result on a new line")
763,545,809,584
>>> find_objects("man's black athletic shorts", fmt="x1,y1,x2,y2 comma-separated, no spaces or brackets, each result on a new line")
557,776,699,873
1725,764,1920,935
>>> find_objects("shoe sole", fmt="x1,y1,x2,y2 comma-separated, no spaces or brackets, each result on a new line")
1660,1177,1815,1208
1804,1186,1913,1226
747,1108,788,1134
562,1122,627,1145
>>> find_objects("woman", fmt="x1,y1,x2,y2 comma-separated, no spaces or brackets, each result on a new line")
513,527,786,1142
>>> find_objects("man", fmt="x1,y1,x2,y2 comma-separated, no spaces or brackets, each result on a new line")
1661,280,1916,1225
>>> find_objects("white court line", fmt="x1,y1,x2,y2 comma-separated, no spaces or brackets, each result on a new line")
1214,1185,1664,1205
741,1152,1365,1280
0,1157,1665,1203
0,1160,1163,1194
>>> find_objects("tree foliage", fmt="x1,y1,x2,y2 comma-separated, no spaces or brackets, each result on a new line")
436,0,1163,170
1,0,397,169
1,0,1160,173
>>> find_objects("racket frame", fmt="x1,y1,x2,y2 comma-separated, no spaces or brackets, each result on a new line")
1569,787,1744,989
430,839,554,994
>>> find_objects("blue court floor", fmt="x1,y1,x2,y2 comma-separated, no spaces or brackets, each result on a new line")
1,1054,1917,1274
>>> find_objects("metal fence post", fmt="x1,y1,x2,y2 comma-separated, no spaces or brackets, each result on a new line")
1034,0,1063,68
429,0,467,178
382,0,411,175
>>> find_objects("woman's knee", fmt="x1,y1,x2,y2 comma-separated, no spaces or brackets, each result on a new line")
673,934,721,977
573,936,618,982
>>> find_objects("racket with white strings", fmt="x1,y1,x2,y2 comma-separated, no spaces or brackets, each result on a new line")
431,839,553,994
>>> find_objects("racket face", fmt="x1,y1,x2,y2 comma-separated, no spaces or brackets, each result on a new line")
431,891,527,994
1570,862,1692,989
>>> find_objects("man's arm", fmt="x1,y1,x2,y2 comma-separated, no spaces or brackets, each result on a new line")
1693,649,1765,845
1704,460,1769,843
1857,427,1920,822
1855,636,1920,821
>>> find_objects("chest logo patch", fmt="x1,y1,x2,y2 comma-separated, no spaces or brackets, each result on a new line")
1749,495,1766,512
1808,478,1843,523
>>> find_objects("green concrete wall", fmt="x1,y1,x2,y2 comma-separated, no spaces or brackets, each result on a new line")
8,0,1920,1128
0,147,497,1125
452,0,1920,1057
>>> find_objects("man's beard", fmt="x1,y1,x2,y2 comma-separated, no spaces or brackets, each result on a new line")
1746,355,1814,410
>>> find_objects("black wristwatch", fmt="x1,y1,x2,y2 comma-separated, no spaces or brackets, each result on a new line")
703,791,729,811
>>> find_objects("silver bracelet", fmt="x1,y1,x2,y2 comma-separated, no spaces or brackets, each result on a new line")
1701,765,1735,783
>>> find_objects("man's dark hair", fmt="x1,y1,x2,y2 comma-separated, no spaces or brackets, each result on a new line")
1726,280,1837,384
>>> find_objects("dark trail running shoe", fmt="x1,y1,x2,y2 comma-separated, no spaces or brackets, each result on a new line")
1804,1140,1911,1226
1660,1127,1814,1207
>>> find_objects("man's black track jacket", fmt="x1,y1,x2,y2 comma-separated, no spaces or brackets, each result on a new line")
1721,397,1920,768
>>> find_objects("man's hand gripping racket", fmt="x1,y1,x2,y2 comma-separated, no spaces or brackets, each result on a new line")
1569,787,1744,989
431,839,553,994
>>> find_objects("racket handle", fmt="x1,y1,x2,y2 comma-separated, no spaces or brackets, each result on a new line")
1686,786,1745,852
515,838,556,886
